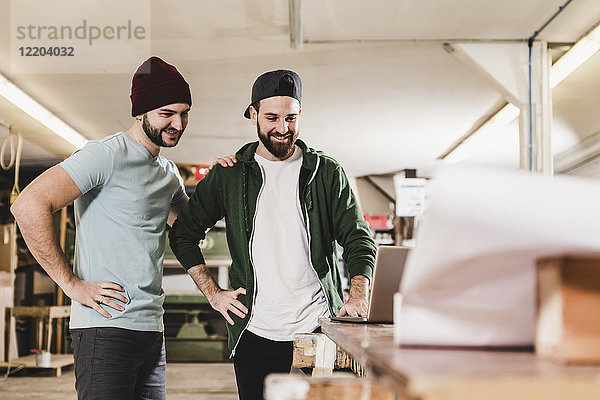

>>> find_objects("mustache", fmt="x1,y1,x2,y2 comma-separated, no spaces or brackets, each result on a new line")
268,130,293,139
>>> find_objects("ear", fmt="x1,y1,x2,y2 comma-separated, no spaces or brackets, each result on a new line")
250,105,258,126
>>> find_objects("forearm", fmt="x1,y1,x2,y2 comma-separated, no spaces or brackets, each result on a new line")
348,275,369,299
187,264,223,301
12,202,77,292
337,274,370,317
187,264,247,325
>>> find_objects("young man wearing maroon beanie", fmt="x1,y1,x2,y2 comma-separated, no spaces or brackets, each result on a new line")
11,56,192,400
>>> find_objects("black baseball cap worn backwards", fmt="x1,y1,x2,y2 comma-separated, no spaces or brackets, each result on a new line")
244,69,302,118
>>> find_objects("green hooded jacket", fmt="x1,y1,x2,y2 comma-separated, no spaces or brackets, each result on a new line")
169,139,377,353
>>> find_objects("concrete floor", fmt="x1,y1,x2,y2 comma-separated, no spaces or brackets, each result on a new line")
0,363,238,400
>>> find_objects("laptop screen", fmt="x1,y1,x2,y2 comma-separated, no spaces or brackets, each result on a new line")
367,246,410,323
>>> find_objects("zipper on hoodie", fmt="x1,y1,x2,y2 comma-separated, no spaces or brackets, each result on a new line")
301,157,333,317
231,163,265,358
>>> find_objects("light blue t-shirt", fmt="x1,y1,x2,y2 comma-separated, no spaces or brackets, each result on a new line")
59,132,186,332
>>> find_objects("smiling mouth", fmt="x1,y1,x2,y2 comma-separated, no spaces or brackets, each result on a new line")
270,134,292,142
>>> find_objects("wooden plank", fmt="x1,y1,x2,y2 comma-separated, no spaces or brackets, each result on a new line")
293,333,351,370
0,223,16,273
3,306,10,362
536,254,600,363
57,207,68,354
0,228,16,361
49,306,71,319
0,354,74,377
320,319,600,400
306,376,395,400
6,306,71,354
264,373,395,400
10,306,51,318
5,353,73,368
7,306,70,321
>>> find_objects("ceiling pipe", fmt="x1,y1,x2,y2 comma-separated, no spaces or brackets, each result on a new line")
526,0,574,171
289,0,303,50
0,119,11,129
439,1,576,164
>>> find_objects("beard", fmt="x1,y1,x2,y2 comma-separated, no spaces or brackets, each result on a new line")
257,122,298,159
142,114,183,147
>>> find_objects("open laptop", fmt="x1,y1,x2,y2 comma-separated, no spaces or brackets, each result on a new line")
330,245,410,324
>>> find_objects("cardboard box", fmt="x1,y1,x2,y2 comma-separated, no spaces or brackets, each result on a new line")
536,254,600,363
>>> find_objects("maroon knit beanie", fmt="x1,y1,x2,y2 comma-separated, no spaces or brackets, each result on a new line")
130,56,192,117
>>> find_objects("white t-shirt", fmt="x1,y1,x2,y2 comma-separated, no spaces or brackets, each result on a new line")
247,146,330,341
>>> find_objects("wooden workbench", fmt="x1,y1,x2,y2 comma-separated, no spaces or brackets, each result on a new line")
4,306,71,361
0,354,74,377
320,319,600,400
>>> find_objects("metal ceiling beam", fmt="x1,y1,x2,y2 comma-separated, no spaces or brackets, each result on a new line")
361,176,395,203
289,0,303,50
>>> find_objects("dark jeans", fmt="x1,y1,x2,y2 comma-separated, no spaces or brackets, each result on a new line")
233,330,294,400
70,327,166,400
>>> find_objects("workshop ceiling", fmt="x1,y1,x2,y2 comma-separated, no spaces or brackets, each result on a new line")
1,0,600,177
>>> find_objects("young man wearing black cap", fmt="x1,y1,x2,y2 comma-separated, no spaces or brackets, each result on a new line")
169,69,377,400
11,56,192,400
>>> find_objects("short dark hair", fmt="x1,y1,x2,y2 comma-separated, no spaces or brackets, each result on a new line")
250,101,260,114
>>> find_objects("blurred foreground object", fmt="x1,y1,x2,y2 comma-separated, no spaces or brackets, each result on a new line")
396,166,600,347
536,254,600,363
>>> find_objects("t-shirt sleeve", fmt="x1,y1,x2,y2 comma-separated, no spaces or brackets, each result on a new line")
169,161,187,205
58,141,114,195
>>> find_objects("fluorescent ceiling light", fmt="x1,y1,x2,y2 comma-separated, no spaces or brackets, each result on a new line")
0,72,87,149
489,103,520,125
443,142,470,164
551,24,600,88
442,23,600,162
443,103,520,163
42,116,88,149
